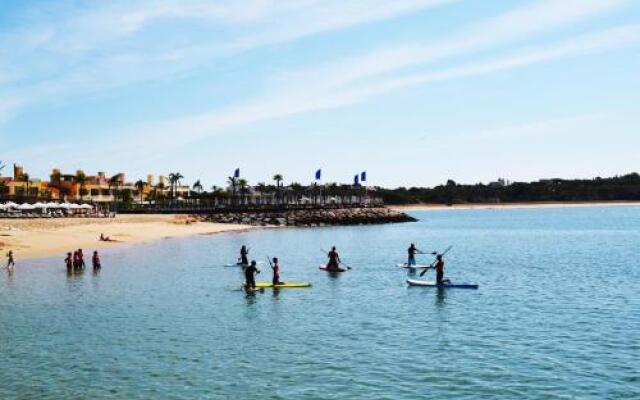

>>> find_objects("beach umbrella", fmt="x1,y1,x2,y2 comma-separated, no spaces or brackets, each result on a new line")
32,202,47,209
59,203,72,209
46,202,60,208
69,204,81,209
80,204,93,209
0,204,5,210
18,203,35,210
5,201,18,208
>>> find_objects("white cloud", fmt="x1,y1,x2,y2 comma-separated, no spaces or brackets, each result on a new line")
275,0,631,94
106,23,640,154
335,24,640,102
1,0,637,176
0,0,456,124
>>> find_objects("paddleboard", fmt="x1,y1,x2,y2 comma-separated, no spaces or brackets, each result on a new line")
319,264,346,273
396,263,432,269
255,282,311,288
407,279,478,289
225,261,264,267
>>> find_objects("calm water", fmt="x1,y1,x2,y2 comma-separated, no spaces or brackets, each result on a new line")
1,207,639,399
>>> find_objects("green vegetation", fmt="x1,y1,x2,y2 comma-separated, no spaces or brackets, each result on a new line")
375,174,640,205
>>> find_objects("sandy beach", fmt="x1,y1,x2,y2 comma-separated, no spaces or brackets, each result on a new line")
0,214,252,260
392,201,640,211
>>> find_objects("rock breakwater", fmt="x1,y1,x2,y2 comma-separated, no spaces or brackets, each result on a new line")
198,207,417,227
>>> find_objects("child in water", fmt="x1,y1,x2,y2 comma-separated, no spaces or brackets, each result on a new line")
6,250,15,270
65,252,73,273
92,251,101,270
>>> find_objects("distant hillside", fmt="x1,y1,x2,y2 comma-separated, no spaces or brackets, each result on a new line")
376,173,640,205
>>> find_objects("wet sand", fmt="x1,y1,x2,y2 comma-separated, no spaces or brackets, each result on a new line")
0,214,252,260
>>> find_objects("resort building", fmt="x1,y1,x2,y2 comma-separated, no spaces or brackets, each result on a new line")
0,164,191,204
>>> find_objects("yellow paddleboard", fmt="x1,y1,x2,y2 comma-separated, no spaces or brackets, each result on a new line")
255,282,311,288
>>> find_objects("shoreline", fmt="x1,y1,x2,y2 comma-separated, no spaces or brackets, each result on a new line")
0,214,253,261
391,201,640,211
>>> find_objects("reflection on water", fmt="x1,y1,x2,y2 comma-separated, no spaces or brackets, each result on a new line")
1,206,639,399
435,287,447,306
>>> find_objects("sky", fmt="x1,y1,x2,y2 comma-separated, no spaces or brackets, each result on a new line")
0,0,639,189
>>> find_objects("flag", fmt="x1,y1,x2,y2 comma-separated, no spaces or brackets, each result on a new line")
354,174,360,186
315,169,322,180
234,168,240,178
361,171,367,182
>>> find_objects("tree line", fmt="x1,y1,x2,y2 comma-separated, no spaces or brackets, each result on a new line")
374,174,640,205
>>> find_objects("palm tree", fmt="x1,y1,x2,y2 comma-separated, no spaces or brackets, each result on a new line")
256,182,267,193
273,174,283,188
273,174,283,205
0,160,6,177
227,176,237,193
192,179,203,196
168,172,183,199
155,181,166,201
238,178,249,204
134,180,146,204
290,182,303,204
75,171,87,201
227,176,238,204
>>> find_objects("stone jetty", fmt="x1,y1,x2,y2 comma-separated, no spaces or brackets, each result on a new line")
198,207,417,227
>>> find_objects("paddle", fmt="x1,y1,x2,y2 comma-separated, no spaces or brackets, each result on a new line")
420,245,453,277
404,248,436,267
320,249,352,270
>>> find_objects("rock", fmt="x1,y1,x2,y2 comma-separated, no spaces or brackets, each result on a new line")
197,207,416,226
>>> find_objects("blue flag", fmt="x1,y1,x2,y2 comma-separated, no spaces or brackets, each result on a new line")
234,168,240,178
315,169,322,180
361,171,367,182
354,174,360,186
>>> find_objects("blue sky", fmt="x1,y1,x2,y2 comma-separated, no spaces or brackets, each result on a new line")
0,0,639,188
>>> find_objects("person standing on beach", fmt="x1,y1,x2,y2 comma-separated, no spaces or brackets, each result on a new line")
73,250,79,271
65,252,73,273
244,260,260,290
92,251,101,270
326,247,341,271
240,245,249,265
6,250,15,270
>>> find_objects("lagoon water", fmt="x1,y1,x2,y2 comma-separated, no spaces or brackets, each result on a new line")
1,207,639,399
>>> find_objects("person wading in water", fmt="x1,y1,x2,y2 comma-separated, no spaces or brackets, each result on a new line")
65,252,73,273
5,250,15,270
92,251,101,271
